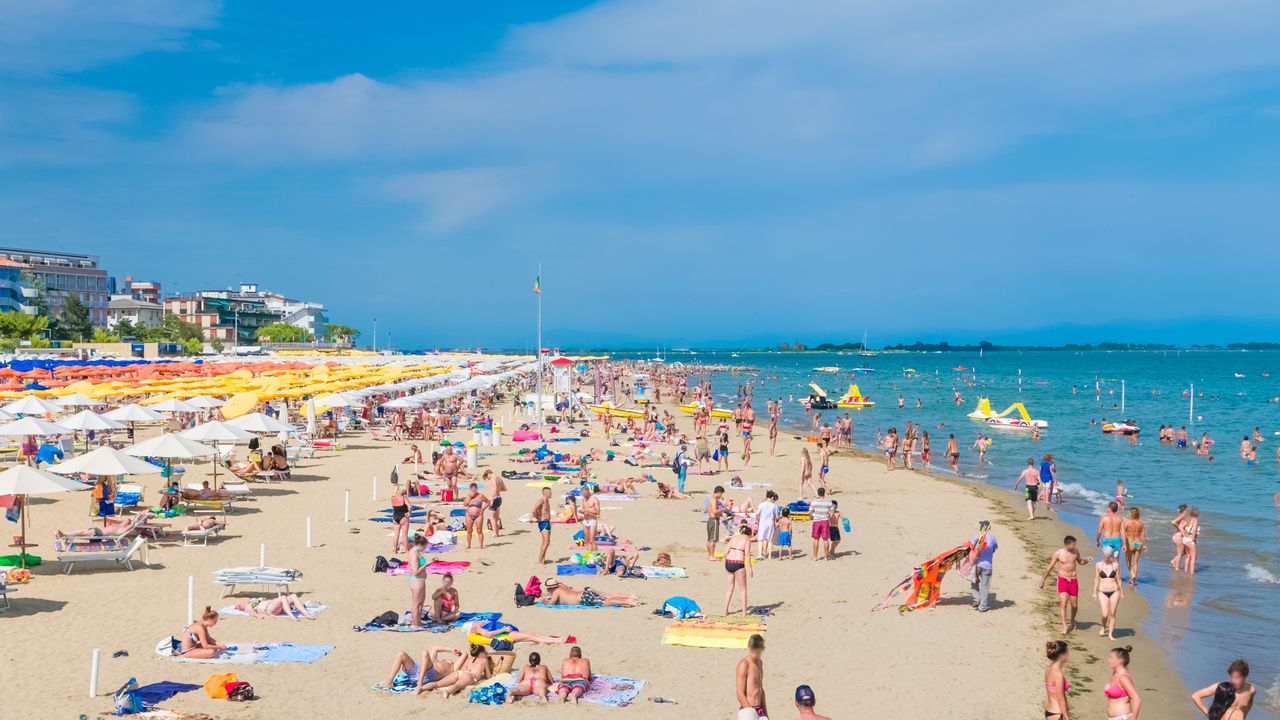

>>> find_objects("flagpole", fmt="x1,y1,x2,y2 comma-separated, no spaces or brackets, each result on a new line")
536,265,543,439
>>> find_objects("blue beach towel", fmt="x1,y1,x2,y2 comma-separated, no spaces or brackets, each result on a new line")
135,681,201,706
556,564,598,576
259,643,333,664
535,603,624,610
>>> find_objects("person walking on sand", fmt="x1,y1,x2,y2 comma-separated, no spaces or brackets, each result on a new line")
969,520,997,612
768,407,778,456
1094,546,1125,640
1122,508,1147,587
793,685,830,720
390,483,413,554
735,634,768,720
817,441,831,492
1096,501,1126,582
675,443,690,493
532,487,553,565
723,525,754,615
1193,659,1255,718
581,486,601,554
1013,457,1042,520
1043,640,1072,720
1038,535,1092,634
707,485,727,560
462,482,490,550
741,402,755,466
756,491,779,559
799,448,816,498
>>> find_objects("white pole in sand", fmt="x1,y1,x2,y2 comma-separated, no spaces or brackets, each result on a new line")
372,475,378,501
259,543,265,568
344,489,350,523
306,516,312,548
89,648,100,698
187,575,194,625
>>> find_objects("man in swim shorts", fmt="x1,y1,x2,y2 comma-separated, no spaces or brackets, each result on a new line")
558,646,592,704
1096,501,1126,581
735,634,768,719
580,486,600,553
532,487,552,565
1013,457,1042,520
809,488,833,561
1038,535,1092,634
706,486,726,560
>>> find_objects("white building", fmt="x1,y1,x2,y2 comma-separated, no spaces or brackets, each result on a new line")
106,296,165,330
230,283,329,337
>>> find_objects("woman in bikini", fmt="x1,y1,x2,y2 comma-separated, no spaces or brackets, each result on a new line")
419,644,490,698
462,483,490,550
232,593,315,621
180,607,228,659
1103,645,1141,720
1044,640,1071,720
799,448,816,498
390,484,412,553
1169,504,1189,569
484,470,507,537
407,534,429,629
430,572,461,623
1094,546,1124,640
374,645,456,692
722,524,754,615
508,651,554,703
1180,506,1201,574
1121,508,1146,587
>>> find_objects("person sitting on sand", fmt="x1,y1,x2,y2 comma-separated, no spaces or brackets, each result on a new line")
418,644,491,698
542,578,639,607
556,645,593,704
374,646,458,692
656,481,690,499
57,512,154,538
186,516,226,533
430,573,461,624
232,593,315,621
402,444,424,465
180,607,228,659
508,651,555,703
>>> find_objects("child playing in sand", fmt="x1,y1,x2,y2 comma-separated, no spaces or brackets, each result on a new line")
776,509,794,560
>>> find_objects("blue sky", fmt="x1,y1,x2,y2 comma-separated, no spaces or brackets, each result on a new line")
3,1,1279,349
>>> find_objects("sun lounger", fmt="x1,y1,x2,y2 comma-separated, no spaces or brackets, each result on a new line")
0,576,13,611
57,536,149,574
213,567,303,597
115,484,145,509
186,499,233,516
182,524,225,546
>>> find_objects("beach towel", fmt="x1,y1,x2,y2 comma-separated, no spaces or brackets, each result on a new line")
636,566,686,578
385,559,468,576
157,641,332,664
556,564,598,576
524,481,558,488
135,681,201,706
535,602,624,610
354,611,501,634
660,616,766,649
499,673,644,707
218,602,327,618
259,643,333,664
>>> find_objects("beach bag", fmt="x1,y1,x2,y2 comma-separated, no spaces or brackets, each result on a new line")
386,557,403,569
369,610,400,628
671,453,683,475
373,555,388,574
658,596,701,619
113,678,146,715
490,637,514,651
514,583,535,607
226,681,256,702
204,672,239,699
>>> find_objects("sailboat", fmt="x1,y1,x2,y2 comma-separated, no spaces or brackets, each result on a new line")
858,330,878,357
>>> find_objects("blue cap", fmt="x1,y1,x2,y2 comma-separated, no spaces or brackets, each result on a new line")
795,685,815,706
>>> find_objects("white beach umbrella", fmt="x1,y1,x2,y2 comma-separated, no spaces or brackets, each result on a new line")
381,396,419,409
145,398,200,413
306,396,318,436
104,404,166,423
313,393,354,408
3,395,64,416
123,433,217,460
0,408,15,422
0,416,69,437
58,410,126,432
0,465,91,568
179,420,255,442
53,393,102,408
46,446,163,476
186,395,226,409
227,412,292,434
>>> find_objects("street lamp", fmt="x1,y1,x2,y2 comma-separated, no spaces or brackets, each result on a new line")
373,317,378,352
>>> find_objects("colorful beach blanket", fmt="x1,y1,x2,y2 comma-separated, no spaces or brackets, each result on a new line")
636,566,686,578
386,559,469,576
535,602,624,610
354,611,501,634
660,617,766,649
218,602,327,618
498,673,645,707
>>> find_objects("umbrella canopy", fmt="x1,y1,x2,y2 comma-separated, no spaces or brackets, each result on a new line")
58,409,126,432
146,398,200,413
124,433,217,459
227,412,292,434
0,416,70,437
180,420,256,442
0,464,91,494
0,408,14,422
186,395,226,409
46,446,164,476
381,396,420,409
3,395,64,416
104,404,167,423
313,393,354,408
54,393,102,408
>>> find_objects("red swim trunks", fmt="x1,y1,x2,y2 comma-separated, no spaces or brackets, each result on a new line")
1056,576,1079,597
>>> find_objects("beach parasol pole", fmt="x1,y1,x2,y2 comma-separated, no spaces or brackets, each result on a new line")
89,648,100,698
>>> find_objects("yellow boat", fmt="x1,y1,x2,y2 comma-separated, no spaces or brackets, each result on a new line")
587,402,645,419
967,398,1048,428
836,383,876,408
677,402,733,419
813,366,840,373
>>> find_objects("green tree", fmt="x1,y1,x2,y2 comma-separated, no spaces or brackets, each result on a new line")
323,323,360,344
20,271,48,316
112,318,139,339
257,322,312,343
182,338,204,355
91,327,121,343
210,337,225,353
57,293,94,342
145,313,205,343
0,311,49,350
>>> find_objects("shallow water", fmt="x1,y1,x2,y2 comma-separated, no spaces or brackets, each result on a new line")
626,348,1280,717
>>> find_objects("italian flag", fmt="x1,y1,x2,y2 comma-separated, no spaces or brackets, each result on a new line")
533,275,541,295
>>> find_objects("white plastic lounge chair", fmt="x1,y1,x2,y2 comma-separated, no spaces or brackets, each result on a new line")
115,483,145,510
58,536,149,574
181,524,225,546
0,576,13,611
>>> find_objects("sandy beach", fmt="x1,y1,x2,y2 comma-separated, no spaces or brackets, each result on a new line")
3,381,1188,719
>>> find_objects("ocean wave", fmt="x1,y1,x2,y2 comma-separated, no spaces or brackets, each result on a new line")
1245,564,1280,585
1059,482,1113,514
1262,674,1280,718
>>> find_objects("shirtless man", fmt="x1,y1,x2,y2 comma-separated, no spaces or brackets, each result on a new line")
945,434,960,473
1096,501,1126,583
736,634,768,720
793,685,832,720
1038,535,1093,634
1193,659,1255,718
580,486,601,553
435,446,464,495
558,646,593,704
531,487,552,565
707,486,727,560
1012,458,1042,520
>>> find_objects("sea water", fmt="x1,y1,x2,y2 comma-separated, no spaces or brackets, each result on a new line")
622,349,1280,717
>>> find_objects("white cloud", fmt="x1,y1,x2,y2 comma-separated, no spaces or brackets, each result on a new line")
0,0,219,75
376,167,545,232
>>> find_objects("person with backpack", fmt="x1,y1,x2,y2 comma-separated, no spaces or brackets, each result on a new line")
673,443,689,494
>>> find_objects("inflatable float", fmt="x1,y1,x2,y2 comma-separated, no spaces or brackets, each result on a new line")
676,402,733,419
836,383,876,408
967,398,1047,429
587,402,645,420
813,366,840,373
1102,421,1141,435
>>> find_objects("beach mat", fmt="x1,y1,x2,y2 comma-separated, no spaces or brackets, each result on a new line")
636,566,686,578
156,640,333,664
354,611,501,634
556,564,598,576
535,602,624,610
219,602,327,618
499,673,645,707
386,560,469,576
660,617,766,649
